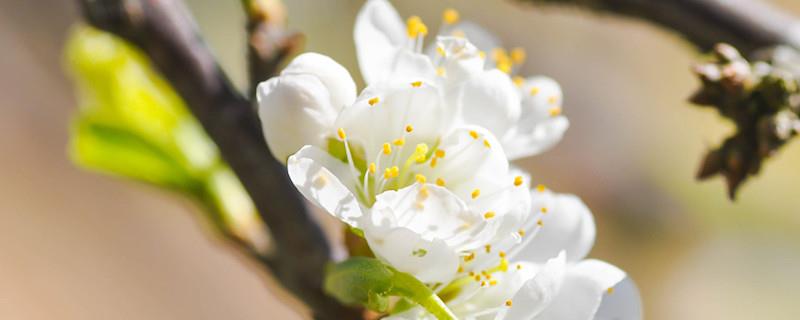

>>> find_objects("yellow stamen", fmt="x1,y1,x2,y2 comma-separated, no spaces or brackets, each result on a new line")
436,66,446,77
536,184,546,192
383,143,392,155
537,219,544,227
435,149,446,158
368,162,376,174
464,252,476,262
505,299,513,307
469,130,479,139
436,46,446,57
436,178,446,187
483,139,491,148
478,50,486,59
548,95,558,104
418,186,429,199
510,47,526,64
415,174,427,184
541,207,548,214
337,128,346,140
471,189,481,199
442,8,459,25
497,61,512,74
481,281,487,287
514,176,524,186
512,76,524,87
549,107,562,116
368,97,380,106
516,264,522,270
498,251,506,258
489,280,498,286
429,157,438,168
413,143,429,163
485,244,492,253
607,287,615,294
405,125,414,133
518,229,526,237
393,138,406,146
406,16,428,38
383,166,400,179
530,86,540,96
411,80,423,87
484,211,495,219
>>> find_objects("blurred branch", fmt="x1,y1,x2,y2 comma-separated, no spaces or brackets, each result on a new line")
518,0,800,197
518,0,800,56
241,0,304,97
77,0,359,318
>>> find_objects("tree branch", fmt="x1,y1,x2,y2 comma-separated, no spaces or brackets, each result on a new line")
519,0,800,56
77,0,359,318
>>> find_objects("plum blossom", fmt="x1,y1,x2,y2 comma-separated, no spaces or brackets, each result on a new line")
354,0,569,159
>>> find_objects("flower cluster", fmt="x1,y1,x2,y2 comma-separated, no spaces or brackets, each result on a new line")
257,0,641,318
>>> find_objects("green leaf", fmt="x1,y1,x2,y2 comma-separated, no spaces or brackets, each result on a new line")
324,257,457,319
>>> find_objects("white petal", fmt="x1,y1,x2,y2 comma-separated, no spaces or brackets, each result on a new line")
457,70,521,138
434,36,486,83
533,260,631,320
354,0,406,84
387,49,438,83
281,52,357,111
286,146,363,226
257,74,336,162
515,192,596,263
503,116,569,160
335,80,448,160
504,76,567,159
440,21,501,55
505,252,567,320
366,227,460,284
595,275,643,320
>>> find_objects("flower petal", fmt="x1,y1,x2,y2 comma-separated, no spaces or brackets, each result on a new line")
533,259,634,320
435,36,485,83
354,0,406,84
457,69,521,138
502,116,569,160
595,274,643,320
504,252,567,320
366,227,460,284
286,145,363,226
281,52,357,111
439,21,501,56
335,80,448,160
504,76,567,159
257,74,337,162
515,191,596,263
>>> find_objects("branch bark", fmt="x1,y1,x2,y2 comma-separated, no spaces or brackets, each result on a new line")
519,0,800,57
77,1,359,318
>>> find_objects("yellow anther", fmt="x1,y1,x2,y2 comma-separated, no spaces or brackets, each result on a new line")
442,8,460,25
393,138,406,146
498,251,506,258
436,67,446,77
490,280,498,286
516,264,522,270
383,143,392,155
484,211,495,219
607,287,615,294
414,202,425,210
536,184,546,192
418,186,430,199
405,125,414,133
478,51,486,59
484,245,492,253
549,107,562,116
468,271,476,277
413,143,429,163
429,157,438,168
435,149,446,158
481,281,487,287
457,265,464,273
384,168,393,179
512,76,525,87
541,207,548,214
491,48,509,62
312,174,327,189
368,162,376,174
436,46,446,57
483,139,492,148
471,189,481,199
337,128,347,140
514,176,524,186
411,80,423,87
464,252,476,262
518,229,526,237
436,178,446,187
368,97,380,106
537,219,544,227
469,130,479,139
530,86,540,96
406,16,428,38
548,95,558,105
415,174,427,184
384,166,400,179
505,299,513,307
497,61,512,74
510,47,526,64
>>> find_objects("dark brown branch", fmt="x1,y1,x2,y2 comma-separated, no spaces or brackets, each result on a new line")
241,0,304,97
77,1,359,318
519,0,800,57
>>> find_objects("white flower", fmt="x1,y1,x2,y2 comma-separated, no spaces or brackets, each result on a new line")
354,0,569,160
259,52,532,283
386,190,642,320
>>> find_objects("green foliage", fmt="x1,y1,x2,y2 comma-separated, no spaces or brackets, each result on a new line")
65,26,262,243
324,257,456,319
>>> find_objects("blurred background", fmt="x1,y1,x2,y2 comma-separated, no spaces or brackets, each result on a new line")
3,0,800,319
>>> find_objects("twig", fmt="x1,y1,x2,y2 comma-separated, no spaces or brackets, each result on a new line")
77,0,360,318
518,0,800,57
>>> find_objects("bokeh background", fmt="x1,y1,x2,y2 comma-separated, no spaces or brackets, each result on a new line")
3,0,800,319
